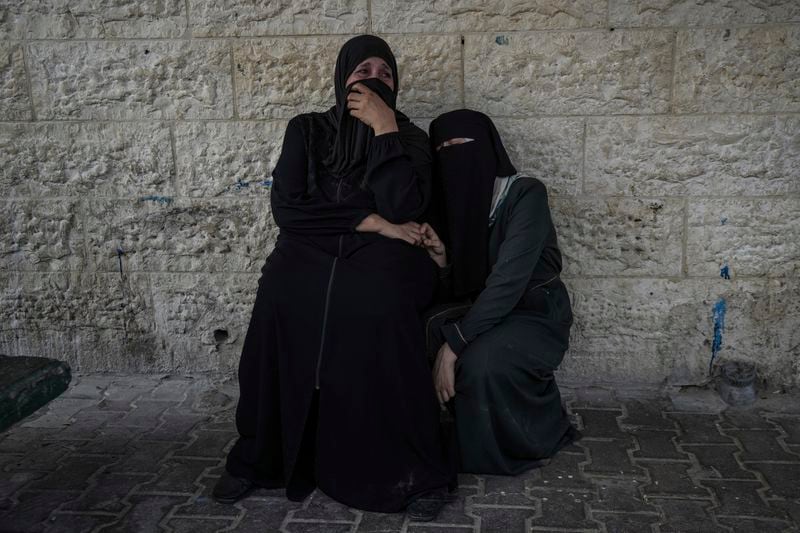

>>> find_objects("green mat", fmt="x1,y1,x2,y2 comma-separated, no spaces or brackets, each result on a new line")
0,355,72,433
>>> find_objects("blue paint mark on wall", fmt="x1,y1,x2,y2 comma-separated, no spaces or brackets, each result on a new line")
495,35,509,45
259,178,273,188
139,195,173,205
234,179,250,191
720,264,730,280
710,298,727,372
720,217,728,225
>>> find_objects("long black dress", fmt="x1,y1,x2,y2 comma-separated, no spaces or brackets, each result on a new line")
225,112,451,511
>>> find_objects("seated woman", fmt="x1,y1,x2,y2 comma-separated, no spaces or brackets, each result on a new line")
421,109,580,475
214,35,451,517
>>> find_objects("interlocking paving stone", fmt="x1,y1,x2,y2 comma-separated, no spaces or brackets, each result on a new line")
60,471,148,513
356,510,406,532
41,513,119,533
27,455,119,491
639,461,709,497
591,478,657,513
768,415,800,445
651,498,727,533
530,489,598,530
109,400,172,428
106,440,182,474
670,413,735,444
470,505,538,532
291,490,359,521
143,413,210,442
0,470,46,504
527,451,593,490
174,429,238,458
581,439,646,477
234,498,304,531
592,511,661,533
3,442,75,472
569,387,621,409
727,429,800,462
682,444,757,480
715,517,792,532
701,479,786,519
573,409,626,439
720,410,775,430
103,493,187,532
163,516,235,533
172,475,241,517
621,400,677,430
748,462,800,499
283,523,353,533
0,490,81,531
138,456,218,494
630,429,688,460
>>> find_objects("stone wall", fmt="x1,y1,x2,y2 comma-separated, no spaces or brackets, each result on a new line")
1,1,798,385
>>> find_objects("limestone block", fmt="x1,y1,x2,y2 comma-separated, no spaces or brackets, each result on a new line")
494,118,584,195
0,272,160,372
687,198,800,278
561,278,774,384
551,197,683,277
86,198,277,273
372,0,606,32
610,0,800,27
464,30,673,116
767,279,800,386
381,35,462,118
175,120,286,197
0,0,186,39
150,273,259,372
0,200,83,271
28,41,232,120
234,37,344,119
0,122,174,197
585,115,800,196
0,44,31,121
191,0,368,36
675,27,800,113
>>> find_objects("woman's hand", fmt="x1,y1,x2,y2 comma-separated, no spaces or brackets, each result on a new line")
347,83,398,136
433,342,457,404
420,223,447,268
355,214,422,245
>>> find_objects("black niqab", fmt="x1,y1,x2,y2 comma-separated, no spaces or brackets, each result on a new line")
429,109,517,297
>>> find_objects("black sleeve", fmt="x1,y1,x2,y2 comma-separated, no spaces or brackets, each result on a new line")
364,130,432,224
270,117,371,234
441,182,552,355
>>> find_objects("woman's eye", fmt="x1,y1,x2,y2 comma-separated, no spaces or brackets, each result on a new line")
380,72,392,78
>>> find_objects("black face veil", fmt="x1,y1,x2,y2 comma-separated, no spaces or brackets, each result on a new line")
429,109,517,297
323,35,400,181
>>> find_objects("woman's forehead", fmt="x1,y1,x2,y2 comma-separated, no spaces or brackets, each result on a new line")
355,56,391,68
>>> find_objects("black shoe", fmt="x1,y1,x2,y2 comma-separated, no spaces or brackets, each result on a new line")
212,471,255,504
406,489,450,522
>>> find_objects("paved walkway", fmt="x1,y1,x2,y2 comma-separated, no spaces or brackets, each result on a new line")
1,374,799,533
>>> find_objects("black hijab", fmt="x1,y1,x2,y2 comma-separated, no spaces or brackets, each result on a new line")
321,35,406,182
429,109,517,297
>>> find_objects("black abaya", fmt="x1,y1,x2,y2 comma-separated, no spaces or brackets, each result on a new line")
225,36,450,512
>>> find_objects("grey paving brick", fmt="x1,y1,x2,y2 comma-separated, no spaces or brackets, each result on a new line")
234,498,304,532
149,377,194,401
142,413,210,442
3,442,75,472
57,410,126,441
582,439,646,477
727,429,800,462
651,498,727,533
720,410,775,430
171,475,241,518
527,451,593,490
59,375,111,400
592,478,658,513
27,455,119,491
355,510,406,532
0,471,46,506
470,505,538,533
621,400,677,430
670,413,735,444
715,517,792,532
78,426,143,455
163,517,235,533
768,415,800,445
530,489,598,530
103,493,186,532
41,513,119,533
174,429,237,459
109,400,172,428
61,472,147,513
701,479,786,519
138,456,218,494
593,511,661,533
748,463,800,499
639,461,709,497
291,489,359,521
106,440,182,474
682,444,757,480
570,387,621,409
574,409,626,439
419,490,477,525
407,527,472,533
630,429,687,460
0,490,81,532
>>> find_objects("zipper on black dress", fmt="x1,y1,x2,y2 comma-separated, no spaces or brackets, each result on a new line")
315,256,338,389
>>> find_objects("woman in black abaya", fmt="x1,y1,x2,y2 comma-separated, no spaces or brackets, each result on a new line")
214,35,451,515
422,109,580,475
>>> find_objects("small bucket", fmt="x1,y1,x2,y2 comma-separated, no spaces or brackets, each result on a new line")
717,361,757,406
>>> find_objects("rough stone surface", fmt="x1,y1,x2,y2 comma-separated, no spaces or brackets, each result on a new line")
373,0,606,32
0,0,187,39
174,120,285,197
585,115,800,196
0,43,31,121
495,118,584,195
0,200,83,271
610,0,800,27
464,30,673,116
687,198,800,278
85,198,276,273
191,0,368,36
1,122,175,197
27,41,233,120
674,26,800,113
552,196,684,277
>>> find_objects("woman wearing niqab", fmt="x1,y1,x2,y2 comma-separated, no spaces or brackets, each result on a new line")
422,109,580,475
215,35,451,514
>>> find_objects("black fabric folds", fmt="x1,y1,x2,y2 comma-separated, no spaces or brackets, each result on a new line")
429,109,517,297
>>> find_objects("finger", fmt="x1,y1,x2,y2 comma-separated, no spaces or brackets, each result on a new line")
351,82,372,95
